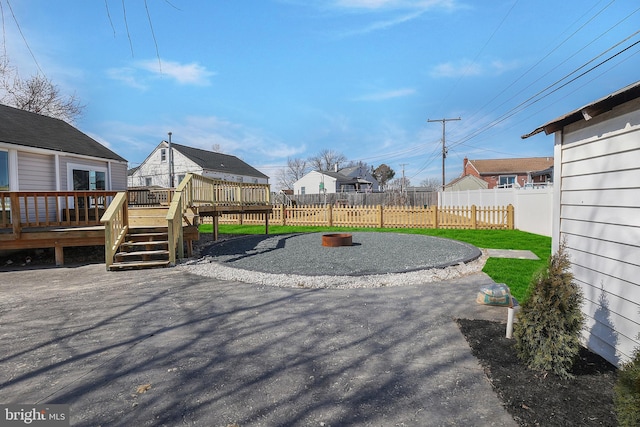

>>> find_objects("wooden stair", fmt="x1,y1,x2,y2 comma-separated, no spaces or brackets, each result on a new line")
108,227,171,270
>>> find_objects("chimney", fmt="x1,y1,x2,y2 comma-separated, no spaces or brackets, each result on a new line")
334,163,338,172
463,157,469,176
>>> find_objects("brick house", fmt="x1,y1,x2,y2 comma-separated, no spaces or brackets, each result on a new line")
461,157,554,189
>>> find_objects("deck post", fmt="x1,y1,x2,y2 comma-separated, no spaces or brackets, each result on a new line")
54,244,64,266
10,192,21,237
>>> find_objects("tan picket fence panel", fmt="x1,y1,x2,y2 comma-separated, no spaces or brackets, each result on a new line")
218,204,514,230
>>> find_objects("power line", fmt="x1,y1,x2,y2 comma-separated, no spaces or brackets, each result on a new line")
5,0,44,76
449,33,640,150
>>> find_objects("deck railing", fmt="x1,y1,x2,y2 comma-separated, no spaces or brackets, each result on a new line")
100,192,129,270
0,191,118,235
127,188,173,206
165,174,272,264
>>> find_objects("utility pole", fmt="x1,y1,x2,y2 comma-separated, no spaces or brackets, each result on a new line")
399,163,407,194
427,117,461,191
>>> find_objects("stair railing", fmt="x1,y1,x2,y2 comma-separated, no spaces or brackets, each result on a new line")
165,173,272,265
100,192,129,270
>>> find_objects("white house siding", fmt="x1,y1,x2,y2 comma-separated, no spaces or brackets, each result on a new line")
59,156,114,191
17,151,55,191
16,151,56,223
109,162,128,190
556,98,640,366
129,146,190,188
293,171,337,195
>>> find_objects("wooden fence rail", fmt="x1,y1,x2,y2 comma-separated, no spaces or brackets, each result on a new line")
217,204,514,230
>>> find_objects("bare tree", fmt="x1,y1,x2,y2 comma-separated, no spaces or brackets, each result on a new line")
419,177,441,191
308,149,347,172
277,157,309,190
372,164,395,191
0,56,84,123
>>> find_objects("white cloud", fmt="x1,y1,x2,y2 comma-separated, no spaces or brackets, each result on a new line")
430,58,519,78
331,0,457,11
137,60,216,86
106,67,148,90
97,115,303,172
351,88,416,101
107,59,215,88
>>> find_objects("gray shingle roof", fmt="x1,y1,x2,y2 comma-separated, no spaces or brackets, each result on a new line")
171,142,268,179
0,104,126,162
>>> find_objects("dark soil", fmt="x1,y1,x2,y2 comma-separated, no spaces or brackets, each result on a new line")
0,246,105,269
458,318,619,426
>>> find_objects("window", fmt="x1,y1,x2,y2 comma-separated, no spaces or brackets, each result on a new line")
68,164,108,209
73,169,105,190
145,177,152,186
498,175,516,187
177,174,185,184
161,149,167,162
0,151,8,191
300,186,305,195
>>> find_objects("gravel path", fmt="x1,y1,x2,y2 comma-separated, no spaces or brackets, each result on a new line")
181,232,487,289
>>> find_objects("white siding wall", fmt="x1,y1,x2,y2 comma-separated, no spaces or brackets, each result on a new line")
130,146,180,188
129,146,267,188
558,98,640,366
109,162,128,190
294,172,337,195
17,151,55,191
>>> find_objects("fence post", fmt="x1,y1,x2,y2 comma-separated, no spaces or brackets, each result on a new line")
280,204,286,226
507,204,514,229
471,205,477,229
377,205,383,228
327,204,333,227
432,206,438,229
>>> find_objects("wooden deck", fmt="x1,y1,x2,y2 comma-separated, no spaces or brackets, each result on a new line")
0,223,199,266
1,176,272,268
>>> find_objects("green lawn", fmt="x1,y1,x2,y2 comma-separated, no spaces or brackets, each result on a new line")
199,224,551,302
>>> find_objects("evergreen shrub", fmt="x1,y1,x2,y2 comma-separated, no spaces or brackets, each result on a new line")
513,242,584,379
615,345,640,426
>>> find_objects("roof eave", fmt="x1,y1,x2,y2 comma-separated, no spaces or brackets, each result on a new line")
522,80,640,139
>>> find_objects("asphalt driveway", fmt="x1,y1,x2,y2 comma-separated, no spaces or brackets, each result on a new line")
0,263,517,426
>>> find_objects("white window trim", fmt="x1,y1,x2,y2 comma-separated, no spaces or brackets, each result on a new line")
67,162,109,191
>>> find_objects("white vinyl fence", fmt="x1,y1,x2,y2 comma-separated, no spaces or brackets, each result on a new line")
439,186,553,236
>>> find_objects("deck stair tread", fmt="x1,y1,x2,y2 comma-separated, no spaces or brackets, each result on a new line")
109,260,171,270
109,225,172,271
115,249,170,257
120,240,169,248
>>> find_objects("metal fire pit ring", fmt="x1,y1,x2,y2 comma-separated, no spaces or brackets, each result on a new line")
322,233,353,247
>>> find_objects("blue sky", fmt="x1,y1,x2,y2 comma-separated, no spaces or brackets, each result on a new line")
3,0,639,189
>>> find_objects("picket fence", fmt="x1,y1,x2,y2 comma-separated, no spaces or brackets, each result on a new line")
217,204,514,230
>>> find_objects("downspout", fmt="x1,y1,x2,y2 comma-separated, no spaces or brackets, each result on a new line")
54,154,60,191
8,149,19,190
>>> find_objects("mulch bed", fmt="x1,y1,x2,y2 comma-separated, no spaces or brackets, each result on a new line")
457,318,618,426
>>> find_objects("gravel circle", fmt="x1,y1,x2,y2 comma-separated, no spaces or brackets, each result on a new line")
180,232,487,289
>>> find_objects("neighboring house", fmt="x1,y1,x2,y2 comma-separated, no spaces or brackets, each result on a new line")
444,174,488,192
0,104,128,192
523,80,640,367
128,141,269,188
293,166,379,195
462,157,554,189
